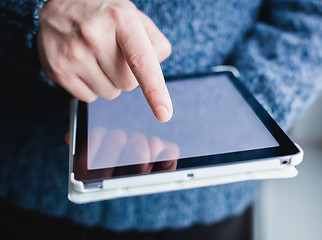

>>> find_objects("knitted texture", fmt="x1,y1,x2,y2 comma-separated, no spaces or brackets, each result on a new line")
1,0,322,232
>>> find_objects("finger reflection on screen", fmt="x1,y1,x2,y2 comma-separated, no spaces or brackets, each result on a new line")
87,127,180,177
88,128,127,177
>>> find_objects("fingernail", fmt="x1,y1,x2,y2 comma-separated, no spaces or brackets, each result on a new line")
155,105,171,122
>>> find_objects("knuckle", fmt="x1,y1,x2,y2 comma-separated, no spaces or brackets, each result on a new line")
65,44,85,62
128,51,153,71
144,88,160,102
107,6,124,21
157,37,172,61
79,23,100,50
105,2,136,23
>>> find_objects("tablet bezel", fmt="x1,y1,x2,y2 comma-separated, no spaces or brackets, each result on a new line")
73,71,300,183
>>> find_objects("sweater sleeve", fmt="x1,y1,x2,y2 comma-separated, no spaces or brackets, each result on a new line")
229,0,322,131
0,0,47,77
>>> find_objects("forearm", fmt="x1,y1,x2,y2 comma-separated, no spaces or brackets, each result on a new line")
230,0,322,131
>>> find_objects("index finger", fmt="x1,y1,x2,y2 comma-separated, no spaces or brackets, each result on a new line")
116,16,173,122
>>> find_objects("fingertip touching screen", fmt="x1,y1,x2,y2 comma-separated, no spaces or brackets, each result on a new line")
87,73,279,171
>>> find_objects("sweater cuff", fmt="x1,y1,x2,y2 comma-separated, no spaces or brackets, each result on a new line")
26,0,49,48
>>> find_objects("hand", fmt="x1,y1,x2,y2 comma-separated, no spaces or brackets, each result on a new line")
37,0,173,122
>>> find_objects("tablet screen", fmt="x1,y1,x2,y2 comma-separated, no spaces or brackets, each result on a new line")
87,74,279,170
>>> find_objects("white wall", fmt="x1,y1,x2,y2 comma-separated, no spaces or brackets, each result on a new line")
255,94,322,240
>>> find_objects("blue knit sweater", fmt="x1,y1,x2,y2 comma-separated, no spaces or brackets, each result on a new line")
1,0,322,232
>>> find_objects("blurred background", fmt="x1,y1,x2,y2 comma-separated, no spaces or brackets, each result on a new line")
254,94,322,240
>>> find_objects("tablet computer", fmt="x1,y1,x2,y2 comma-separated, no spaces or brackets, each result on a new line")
68,66,303,203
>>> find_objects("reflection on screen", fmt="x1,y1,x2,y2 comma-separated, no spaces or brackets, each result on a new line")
88,75,279,170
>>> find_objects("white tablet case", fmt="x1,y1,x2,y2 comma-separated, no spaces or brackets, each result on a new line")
68,149,303,203
68,66,304,204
